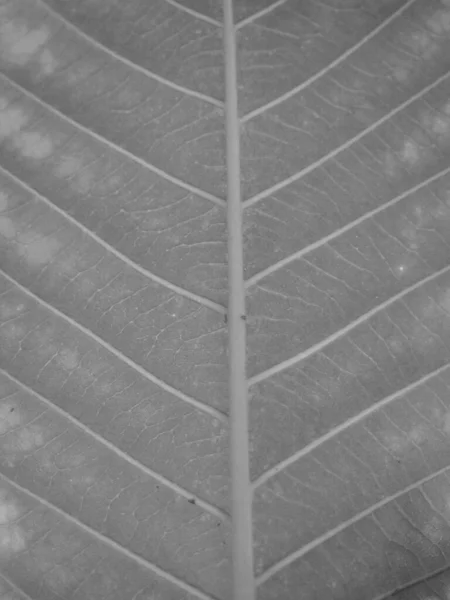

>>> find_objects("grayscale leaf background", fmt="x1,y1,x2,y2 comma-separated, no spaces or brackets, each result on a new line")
0,0,449,598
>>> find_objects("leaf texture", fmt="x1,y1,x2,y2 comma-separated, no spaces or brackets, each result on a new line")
0,0,449,599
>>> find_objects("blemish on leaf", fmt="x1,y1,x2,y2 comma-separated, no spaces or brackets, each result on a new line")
16,230,61,267
54,155,83,179
57,348,80,371
443,413,450,435
1,322,26,342
0,402,21,434
391,65,410,83
0,216,16,240
0,191,8,212
399,138,420,166
0,18,49,67
0,301,25,320
383,150,397,178
38,48,58,76
0,101,28,140
42,563,76,596
0,490,26,556
403,29,438,61
7,424,44,454
381,424,427,455
13,131,53,160
427,5,450,34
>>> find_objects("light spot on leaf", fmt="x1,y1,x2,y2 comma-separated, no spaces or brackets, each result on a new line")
0,402,21,434
1,322,26,342
421,104,450,142
0,99,54,161
4,424,44,466
423,515,444,544
410,322,437,352
16,230,61,267
64,61,99,87
393,255,416,278
0,100,28,140
403,29,438,61
427,5,450,34
53,154,96,194
0,191,8,211
383,150,398,178
54,155,83,178
0,402,46,467
13,131,53,160
382,422,429,456
0,301,25,320
391,64,410,83
399,138,420,166
443,412,450,435
399,225,420,251
56,348,80,371
0,216,15,240
0,17,49,67
0,490,26,556
439,288,450,312
387,335,405,354
72,170,95,194
43,563,76,596
38,48,58,76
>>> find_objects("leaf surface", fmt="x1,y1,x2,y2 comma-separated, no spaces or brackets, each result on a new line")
0,0,450,599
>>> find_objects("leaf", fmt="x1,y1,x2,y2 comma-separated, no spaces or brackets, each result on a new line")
0,0,449,599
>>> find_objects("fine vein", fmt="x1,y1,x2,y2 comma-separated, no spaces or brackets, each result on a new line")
38,0,224,107
2,368,229,522
164,0,222,27
241,0,417,121
0,162,226,315
1,472,218,600
252,361,450,489
243,69,450,209
0,72,226,208
247,262,450,386
245,165,450,288
0,269,228,424
256,463,450,585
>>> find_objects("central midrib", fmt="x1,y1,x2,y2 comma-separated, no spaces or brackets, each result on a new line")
223,1,256,599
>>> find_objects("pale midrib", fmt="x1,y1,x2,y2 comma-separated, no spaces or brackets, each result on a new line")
0,471,218,600
252,360,450,489
0,269,228,424
0,162,226,316
256,462,450,586
240,0,417,121
223,1,255,599
248,261,450,386
1,368,229,522
38,0,224,107
0,71,226,208
242,68,450,210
